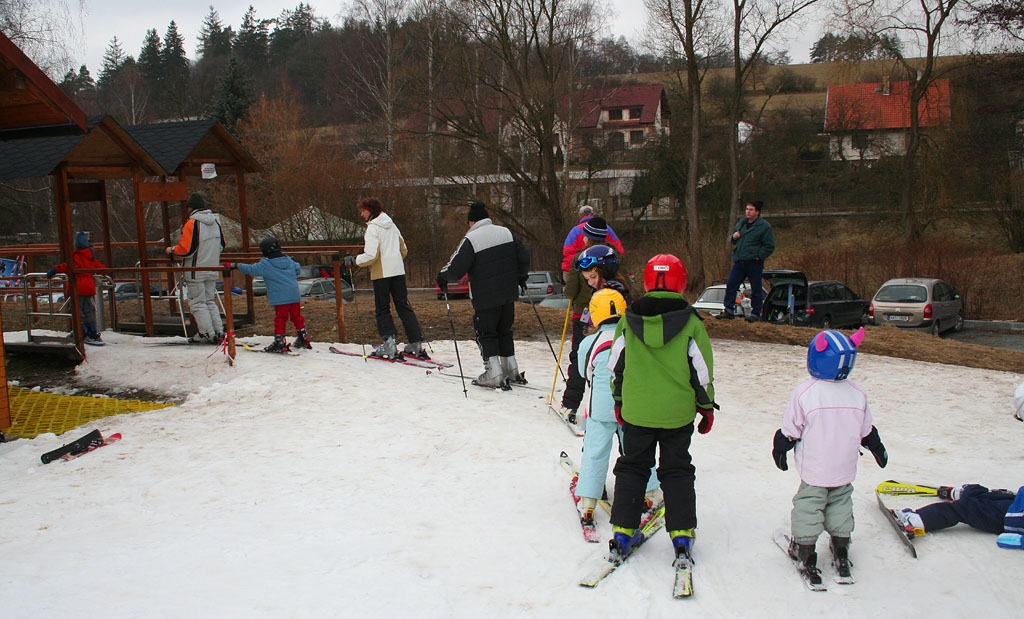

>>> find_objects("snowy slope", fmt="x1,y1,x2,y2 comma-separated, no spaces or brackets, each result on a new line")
1,332,1020,617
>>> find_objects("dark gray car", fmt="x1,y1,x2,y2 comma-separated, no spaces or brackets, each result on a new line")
761,270,867,329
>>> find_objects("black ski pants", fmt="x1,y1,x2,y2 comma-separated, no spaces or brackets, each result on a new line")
917,484,1015,534
473,302,515,359
611,421,696,533
561,318,587,410
372,275,423,343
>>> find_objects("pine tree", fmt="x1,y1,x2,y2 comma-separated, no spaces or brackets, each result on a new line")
198,7,235,60
160,20,192,118
137,29,162,85
211,54,255,132
235,6,270,71
97,37,126,90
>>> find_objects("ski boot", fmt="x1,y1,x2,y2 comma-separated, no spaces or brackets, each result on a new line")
830,536,854,583
788,541,823,587
608,526,642,564
293,328,312,350
264,334,291,353
500,356,527,385
937,485,963,501
473,356,506,388
579,498,597,526
370,335,397,359
895,509,926,537
402,341,429,359
560,407,578,424
670,529,695,567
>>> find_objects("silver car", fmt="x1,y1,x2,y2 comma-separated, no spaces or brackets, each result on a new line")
869,278,963,335
692,283,761,318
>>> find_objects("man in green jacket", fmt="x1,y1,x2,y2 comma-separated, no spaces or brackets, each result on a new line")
606,254,716,570
719,200,775,322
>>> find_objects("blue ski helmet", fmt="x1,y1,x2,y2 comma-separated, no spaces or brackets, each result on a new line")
574,244,619,279
807,327,864,380
74,231,92,250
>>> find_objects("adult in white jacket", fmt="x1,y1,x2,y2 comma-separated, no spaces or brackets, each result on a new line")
355,197,424,359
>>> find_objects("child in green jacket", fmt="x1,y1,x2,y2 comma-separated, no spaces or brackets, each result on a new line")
607,254,717,568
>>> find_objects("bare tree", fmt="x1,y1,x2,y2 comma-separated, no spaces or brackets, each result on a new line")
426,0,603,252
0,0,84,76
724,0,822,252
643,0,729,290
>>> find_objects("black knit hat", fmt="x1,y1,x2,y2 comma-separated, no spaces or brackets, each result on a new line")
467,202,489,222
583,216,608,241
187,192,206,212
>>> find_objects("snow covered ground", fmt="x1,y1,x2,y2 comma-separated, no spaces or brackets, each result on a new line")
1,330,1021,617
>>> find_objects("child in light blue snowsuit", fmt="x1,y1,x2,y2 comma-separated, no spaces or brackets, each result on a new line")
574,288,659,525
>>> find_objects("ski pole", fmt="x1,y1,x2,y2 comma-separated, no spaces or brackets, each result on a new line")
443,288,468,398
525,289,566,382
349,266,367,361
548,301,572,406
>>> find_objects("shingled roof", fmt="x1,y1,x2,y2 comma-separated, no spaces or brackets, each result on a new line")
0,30,86,134
824,79,951,132
125,119,262,176
0,115,165,181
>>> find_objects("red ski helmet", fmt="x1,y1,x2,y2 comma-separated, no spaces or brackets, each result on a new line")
644,254,687,293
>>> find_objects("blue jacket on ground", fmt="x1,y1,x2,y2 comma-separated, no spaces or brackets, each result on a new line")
237,256,301,306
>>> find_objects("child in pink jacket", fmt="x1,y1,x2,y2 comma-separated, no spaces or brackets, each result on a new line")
771,327,888,586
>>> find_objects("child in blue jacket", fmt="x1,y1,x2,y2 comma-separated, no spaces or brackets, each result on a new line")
573,288,659,533
227,237,310,353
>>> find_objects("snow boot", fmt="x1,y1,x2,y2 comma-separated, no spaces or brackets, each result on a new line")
473,356,506,388
370,335,397,359
830,536,853,582
264,334,290,353
402,341,429,359
293,328,312,350
608,526,643,564
189,332,216,344
789,541,823,587
500,355,527,385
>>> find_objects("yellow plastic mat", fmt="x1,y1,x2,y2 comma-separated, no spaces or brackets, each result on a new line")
5,386,175,439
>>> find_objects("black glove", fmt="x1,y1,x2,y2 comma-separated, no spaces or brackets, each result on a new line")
435,274,448,292
772,429,796,471
45,268,57,278
860,425,888,468
519,276,528,296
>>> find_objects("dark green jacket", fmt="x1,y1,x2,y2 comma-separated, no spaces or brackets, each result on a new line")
731,216,775,262
610,291,715,429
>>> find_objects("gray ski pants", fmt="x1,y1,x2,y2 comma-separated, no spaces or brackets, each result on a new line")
790,481,855,544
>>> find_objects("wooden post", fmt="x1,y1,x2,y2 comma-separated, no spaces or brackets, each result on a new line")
221,269,235,365
0,305,11,433
333,256,346,341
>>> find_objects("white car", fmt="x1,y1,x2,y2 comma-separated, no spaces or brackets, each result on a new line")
692,283,761,318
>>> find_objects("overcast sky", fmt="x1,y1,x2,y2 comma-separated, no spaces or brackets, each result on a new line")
71,1,821,76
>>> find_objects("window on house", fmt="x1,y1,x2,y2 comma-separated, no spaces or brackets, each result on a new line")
629,107,642,119
608,132,625,150
630,130,645,146
608,109,623,121
851,132,870,151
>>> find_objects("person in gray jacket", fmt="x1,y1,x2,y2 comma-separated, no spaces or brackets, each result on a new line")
166,193,226,343
355,197,425,359
719,200,775,322
436,202,531,388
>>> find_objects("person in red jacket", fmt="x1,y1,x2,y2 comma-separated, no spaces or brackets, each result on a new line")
560,205,625,273
46,231,106,345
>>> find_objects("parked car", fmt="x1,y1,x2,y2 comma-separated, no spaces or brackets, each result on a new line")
110,281,166,301
298,277,354,302
298,264,333,280
692,282,765,318
251,277,267,296
760,269,868,329
436,274,470,299
519,270,564,303
869,277,963,335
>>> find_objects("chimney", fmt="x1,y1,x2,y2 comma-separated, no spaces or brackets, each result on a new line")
882,75,891,96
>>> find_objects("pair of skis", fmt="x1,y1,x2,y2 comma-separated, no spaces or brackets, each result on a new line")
775,480,939,591
562,452,691,597
328,346,452,370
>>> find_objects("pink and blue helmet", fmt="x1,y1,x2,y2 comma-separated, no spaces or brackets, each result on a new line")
807,327,865,381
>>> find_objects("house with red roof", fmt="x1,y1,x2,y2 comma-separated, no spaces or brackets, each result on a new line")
567,84,670,152
824,77,951,161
